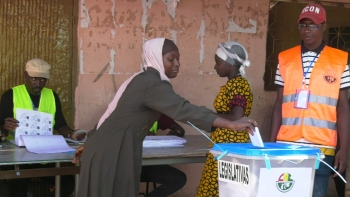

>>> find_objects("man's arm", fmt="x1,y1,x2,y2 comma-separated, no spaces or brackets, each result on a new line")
57,125,73,138
167,121,185,137
53,92,86,141
269,86,283,142
53,92,68,130
334,89,350,174
158,114,185,137
0,90,18,136
56,122,86,141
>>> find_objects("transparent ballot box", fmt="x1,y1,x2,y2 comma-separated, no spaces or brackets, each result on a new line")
210,142,323,197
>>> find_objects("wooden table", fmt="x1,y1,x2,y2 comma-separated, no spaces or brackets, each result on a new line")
0,135,210,196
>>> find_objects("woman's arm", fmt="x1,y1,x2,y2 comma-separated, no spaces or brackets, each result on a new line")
144,81,257,133
72,145,84,164
215,105,245,121
168,121,185,137
212,116,257,135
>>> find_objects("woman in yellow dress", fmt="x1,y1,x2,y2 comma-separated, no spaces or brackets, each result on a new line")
196,41,253,197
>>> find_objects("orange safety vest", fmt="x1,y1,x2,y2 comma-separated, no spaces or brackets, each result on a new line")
277,45,348,147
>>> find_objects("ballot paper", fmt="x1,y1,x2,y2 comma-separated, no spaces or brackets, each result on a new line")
249,127,264,147
15,109,53,146
143,136,187,148
21,135,75,154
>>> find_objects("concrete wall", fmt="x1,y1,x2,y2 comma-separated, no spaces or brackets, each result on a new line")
75,0,273,196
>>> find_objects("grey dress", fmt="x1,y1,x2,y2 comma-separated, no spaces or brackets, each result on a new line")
77,68,218,197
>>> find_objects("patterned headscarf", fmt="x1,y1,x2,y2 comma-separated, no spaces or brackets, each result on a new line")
97,38,169,129
215,41,251,77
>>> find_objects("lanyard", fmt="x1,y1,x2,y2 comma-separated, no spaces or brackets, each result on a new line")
31,100,38,111
302,55,318,89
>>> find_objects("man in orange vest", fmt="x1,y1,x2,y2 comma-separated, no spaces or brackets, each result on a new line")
270,3,350,197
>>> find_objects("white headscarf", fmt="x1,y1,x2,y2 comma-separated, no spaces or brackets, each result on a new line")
215,42,251,77
97,38,169,129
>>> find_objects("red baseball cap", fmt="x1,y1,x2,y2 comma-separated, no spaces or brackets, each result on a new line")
298,3,326,25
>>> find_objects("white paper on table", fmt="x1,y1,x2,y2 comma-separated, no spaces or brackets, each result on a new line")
21,135,74,154
249,127,264,147
15,109,53,146
143,144,184,148
143,136,186,148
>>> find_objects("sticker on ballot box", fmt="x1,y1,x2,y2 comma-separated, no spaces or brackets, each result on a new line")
257,168,312,197
218,160,250,187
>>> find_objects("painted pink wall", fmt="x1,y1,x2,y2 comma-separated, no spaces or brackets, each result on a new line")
76,0,272,196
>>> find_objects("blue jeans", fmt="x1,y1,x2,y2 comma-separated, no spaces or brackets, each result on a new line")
312,155,334,197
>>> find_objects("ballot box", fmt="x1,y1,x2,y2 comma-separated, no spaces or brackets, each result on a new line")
210,142,323,197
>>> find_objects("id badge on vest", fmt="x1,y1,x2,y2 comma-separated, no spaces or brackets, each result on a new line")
294,54,317,109
294,88,310,109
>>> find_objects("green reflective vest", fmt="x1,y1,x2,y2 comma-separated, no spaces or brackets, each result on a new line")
8,84,56,139
149,121,158,134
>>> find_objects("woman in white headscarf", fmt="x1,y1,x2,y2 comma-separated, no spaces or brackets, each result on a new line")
73,38,257,197
197,41,253,197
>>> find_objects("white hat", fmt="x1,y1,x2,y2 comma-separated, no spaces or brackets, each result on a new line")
25,59,51,79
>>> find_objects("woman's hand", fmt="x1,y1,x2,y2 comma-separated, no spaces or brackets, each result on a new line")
229,117,257,135
72,145,84,164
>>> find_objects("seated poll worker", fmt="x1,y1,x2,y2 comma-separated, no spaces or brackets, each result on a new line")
141,114,186,197
0,58,86,197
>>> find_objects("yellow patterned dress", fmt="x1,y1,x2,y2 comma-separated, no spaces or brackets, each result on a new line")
196,76,253,197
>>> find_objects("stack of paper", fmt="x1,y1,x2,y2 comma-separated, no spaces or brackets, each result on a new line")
143,136,187,148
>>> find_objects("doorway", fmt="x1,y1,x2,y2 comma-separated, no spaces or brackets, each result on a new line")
0,0,77,125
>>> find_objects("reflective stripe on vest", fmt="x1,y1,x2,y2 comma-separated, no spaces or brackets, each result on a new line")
282,117,336,130
8,84,56,139
283,94,338,107
277,46,347,147
282,117,302,126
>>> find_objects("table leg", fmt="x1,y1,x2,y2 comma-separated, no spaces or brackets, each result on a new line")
55,162,61,197
75,163,79,196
